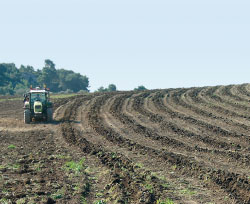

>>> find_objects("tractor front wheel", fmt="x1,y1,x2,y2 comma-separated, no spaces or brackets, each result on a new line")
24,109,31,124
47,108,53,122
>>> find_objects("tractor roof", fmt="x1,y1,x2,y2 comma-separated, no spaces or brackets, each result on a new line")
30,90,47,93
28,87,50,94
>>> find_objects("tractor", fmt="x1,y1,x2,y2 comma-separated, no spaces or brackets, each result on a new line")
23,87,53,124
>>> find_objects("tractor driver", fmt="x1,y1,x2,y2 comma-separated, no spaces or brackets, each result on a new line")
23,96,27,103
34,94,41,101
23,95,29,102
23,95,29,108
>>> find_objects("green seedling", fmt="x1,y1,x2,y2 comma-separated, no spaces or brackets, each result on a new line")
172,165,177,170
16,198,26,204
53,194,63,199
95,192,104,198
12,164,20,169
52,191,63,200
73,185,80,192
156,198,174,204
2,189,10,196
7,163,20,170
72,185,80,196
8,144,16,149
158,175,167,181
0,198,11,204
135,163,143,168
145,184,154,193
0,165,6,169
80,196,87,204
161,183,170,189
52,188,65,200
180,188,196,195
146,175,151,181
111,152,117,158
64,157,85,174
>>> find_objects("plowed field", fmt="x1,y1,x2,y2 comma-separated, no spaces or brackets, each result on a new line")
0,84,249,204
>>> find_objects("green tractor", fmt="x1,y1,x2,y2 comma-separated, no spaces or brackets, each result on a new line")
23,87,53,124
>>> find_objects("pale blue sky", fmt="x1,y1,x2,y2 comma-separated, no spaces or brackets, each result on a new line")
0,0,249,91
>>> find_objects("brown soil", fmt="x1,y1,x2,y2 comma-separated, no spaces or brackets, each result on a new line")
0,85,249,204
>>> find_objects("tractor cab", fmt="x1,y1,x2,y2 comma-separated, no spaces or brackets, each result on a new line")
23,87,53,123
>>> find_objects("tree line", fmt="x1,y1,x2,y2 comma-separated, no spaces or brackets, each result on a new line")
0,59,89,95
0,59,148,95
95,84,147,92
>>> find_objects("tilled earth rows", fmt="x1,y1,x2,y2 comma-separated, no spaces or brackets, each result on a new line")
0,84,249,204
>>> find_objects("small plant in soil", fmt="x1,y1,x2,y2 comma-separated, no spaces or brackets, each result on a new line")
35,165,41,171
95,192,104,198
8,163,20,170
135,162,144,168
180,188,196,195
80,195,87,204
64,157,85,174
111,152,117,158
172,165,177,170
145,183,154,193
0,198,11,204
0,164,6,169
73,185,80,192
156,198,175,204
161,183,170,189
16,198,26,204
52,189,64,200
7,144,16,149
2,189,10,196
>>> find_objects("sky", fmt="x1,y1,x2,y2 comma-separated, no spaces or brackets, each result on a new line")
0,0,249,92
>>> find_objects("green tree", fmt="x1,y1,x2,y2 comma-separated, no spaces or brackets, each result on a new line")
0,64,8,86
5,63,21,89
108,84,117,92
45,59,55,69
0,60,90,95
64,73,89,92
0,63,21,95
19,65,38,87
134,85,147,91
96,84,117,92
38,59,59,92
57,69,74,91
96,86,106,92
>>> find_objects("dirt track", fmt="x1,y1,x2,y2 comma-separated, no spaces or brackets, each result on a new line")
0,84,250,204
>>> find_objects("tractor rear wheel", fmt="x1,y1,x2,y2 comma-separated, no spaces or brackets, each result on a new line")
47,108,53,122
24,110,31,124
